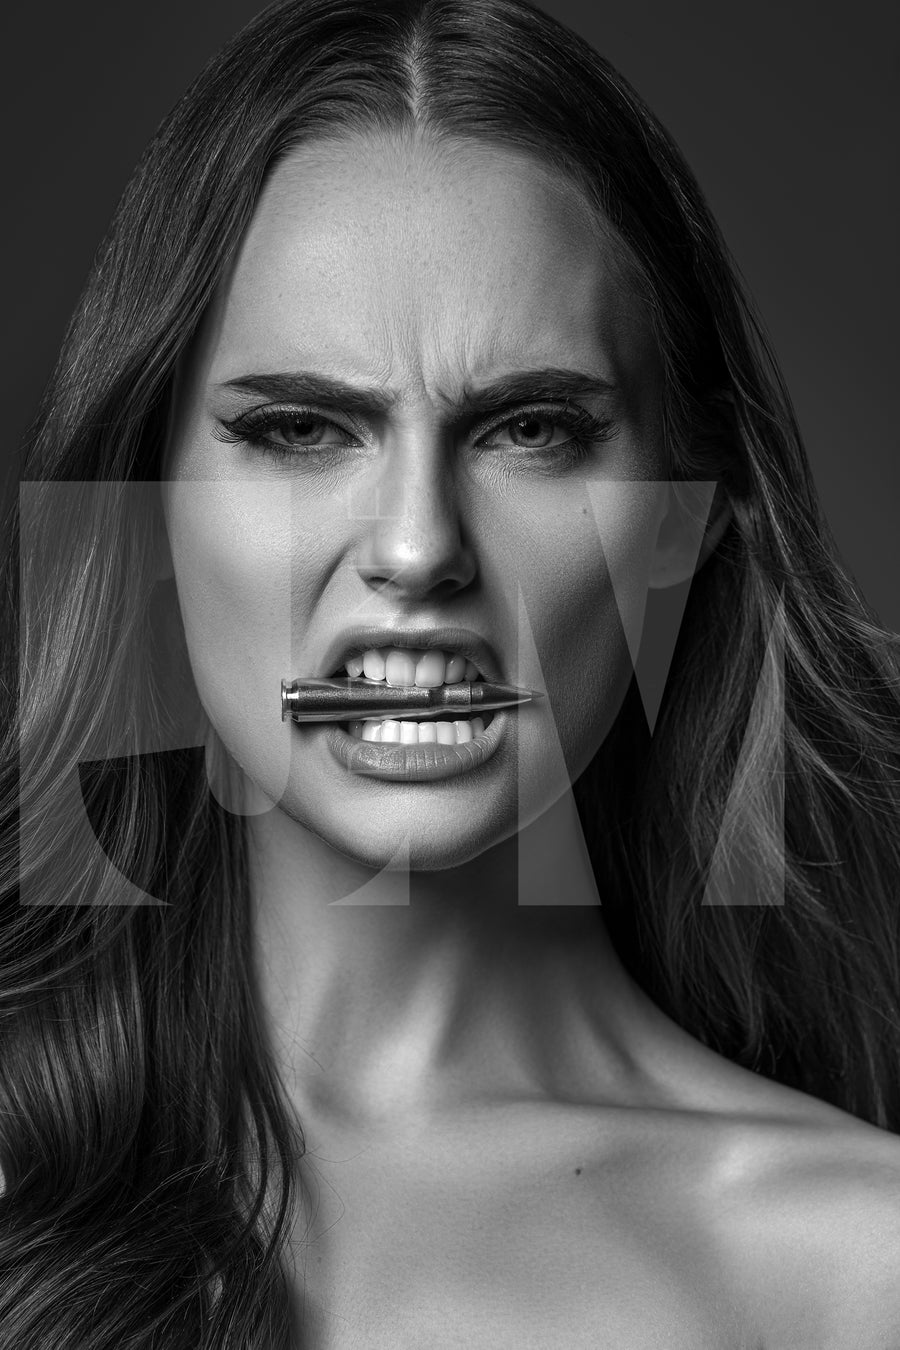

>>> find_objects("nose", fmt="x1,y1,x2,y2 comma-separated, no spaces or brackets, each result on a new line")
353,435,477,602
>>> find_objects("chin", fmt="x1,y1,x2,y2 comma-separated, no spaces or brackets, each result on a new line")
297,797,522,876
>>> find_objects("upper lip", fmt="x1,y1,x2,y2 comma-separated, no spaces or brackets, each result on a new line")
319,625,504,682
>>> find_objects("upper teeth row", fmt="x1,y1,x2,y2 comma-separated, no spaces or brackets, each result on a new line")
344,647,481,687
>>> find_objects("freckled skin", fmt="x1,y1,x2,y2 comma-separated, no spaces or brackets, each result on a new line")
163,131,671,868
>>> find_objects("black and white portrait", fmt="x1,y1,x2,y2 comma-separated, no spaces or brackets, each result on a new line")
1,2,898,1346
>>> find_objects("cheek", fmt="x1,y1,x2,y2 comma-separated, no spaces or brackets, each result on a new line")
582,479,666,658
163,480,296,798
511,481,663,774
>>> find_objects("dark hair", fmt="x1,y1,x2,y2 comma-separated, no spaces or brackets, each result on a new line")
2,0,899,1344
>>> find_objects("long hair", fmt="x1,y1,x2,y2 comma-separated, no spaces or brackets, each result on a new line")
1,0,898,1343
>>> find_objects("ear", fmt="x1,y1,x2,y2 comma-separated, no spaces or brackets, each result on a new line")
648,480,732,590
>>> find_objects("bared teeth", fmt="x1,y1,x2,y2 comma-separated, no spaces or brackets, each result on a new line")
345,646,482,686
444,653,467,683
413,649,445,688
348,714,488,745
362,649,387,681
385,651,417,686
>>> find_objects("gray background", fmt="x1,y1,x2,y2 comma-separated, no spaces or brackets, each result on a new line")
3,0,897,630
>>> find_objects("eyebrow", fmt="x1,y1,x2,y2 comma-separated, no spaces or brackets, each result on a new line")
457,369,619,418
218,372,393,417
216,368,619,420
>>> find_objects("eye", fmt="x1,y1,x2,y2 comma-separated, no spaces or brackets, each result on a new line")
256,412,346,449
492,414,562,449
214,404,362,458
478,405,614,457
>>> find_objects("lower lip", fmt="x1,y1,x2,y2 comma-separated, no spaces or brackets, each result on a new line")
321,711,508,782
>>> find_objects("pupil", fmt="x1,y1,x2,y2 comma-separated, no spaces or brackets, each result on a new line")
285,416,321,444
512,416,552,447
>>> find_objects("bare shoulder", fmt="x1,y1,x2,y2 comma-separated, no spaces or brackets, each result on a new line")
704,1090,900,1348
485,1075,900,1348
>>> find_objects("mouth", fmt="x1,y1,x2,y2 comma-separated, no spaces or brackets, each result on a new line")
307,623,520,783
332,659,497,746
323,708,507,783
309,627,516,778
321,629,502,743
321,625,503,683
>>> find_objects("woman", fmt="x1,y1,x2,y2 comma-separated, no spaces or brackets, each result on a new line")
2,0,899,1345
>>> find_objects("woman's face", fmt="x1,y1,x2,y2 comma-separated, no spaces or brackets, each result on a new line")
162,131,671,870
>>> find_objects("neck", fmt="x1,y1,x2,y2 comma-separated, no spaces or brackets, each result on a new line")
248,786,667,1132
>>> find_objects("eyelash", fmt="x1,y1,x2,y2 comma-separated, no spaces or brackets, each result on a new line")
214,402,615,466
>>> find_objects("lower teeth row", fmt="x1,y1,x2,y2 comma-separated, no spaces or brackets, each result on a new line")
347,716,488,745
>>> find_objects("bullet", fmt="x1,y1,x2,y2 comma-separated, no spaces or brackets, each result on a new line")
281,676,543,723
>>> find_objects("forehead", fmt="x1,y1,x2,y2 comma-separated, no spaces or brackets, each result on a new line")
198,132,657,394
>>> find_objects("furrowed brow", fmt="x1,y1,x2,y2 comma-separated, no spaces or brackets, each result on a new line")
217,372,394,417
216,368,618,422
454,369,619,419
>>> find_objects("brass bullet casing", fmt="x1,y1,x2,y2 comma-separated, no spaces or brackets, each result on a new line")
280,677,542,722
